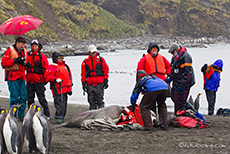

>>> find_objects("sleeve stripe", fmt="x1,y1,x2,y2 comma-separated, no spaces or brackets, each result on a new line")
180,63,192,68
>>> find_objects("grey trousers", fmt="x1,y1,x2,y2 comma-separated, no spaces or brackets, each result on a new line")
205,90,216,115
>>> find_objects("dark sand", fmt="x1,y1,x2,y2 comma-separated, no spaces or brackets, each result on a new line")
0,97,229,154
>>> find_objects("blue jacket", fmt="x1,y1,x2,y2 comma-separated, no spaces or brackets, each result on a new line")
130,75,168,105
203,59,223,91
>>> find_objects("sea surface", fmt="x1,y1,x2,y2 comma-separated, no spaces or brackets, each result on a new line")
0,43,229,114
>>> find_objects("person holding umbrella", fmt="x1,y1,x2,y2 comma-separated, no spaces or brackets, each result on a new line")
1,36,27,121
44,52,73,124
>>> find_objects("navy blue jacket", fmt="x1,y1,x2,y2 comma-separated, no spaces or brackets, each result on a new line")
170,48,195,90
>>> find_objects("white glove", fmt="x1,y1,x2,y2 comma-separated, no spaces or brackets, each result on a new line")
56,78,62,83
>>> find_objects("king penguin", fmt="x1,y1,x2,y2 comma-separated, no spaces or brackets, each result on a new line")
33,106,51,154
0,108,8,154
194,93,202,111
3,105,23,154
22,104,39,153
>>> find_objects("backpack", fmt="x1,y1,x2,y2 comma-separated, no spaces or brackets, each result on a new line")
174,110,209,129
116,104,144,126
216,108,230,116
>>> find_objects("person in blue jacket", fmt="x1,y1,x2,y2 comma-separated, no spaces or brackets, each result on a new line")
201,59,223,115
130,70,168,130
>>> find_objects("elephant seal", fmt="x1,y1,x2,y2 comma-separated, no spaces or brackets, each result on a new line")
54,105,124,128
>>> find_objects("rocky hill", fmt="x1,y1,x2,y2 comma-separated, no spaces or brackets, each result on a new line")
0,0,230,43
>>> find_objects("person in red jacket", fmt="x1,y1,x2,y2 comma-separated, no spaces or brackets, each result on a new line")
26,39,50,119
44,52,73,123
136,42,171,113
81,44,109,110
1,36,27,121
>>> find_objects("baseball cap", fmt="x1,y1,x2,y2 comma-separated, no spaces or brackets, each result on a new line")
31,39,39,46
88,44,97,52
168,43,179,53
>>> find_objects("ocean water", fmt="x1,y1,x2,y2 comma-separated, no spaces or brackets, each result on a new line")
0,43,229,114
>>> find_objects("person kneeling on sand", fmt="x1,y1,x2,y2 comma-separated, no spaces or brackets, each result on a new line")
130,70,168,130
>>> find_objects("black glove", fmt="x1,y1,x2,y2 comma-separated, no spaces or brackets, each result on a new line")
82,82,87,92
201,64,207,73
26,62,32,68
14,57,25,64
103,79,109,89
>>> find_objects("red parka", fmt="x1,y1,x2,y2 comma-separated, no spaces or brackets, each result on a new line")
136,53,171,81
26,49,49,83
1,45,26,81
44,60,73,96
81,54,109,85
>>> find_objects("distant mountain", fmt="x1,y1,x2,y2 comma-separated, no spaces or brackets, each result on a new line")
1,0,230,43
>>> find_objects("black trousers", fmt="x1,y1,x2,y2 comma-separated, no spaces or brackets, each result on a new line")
87,84,104,110
27,82,50,117
54,93,68,120
205,90,216,115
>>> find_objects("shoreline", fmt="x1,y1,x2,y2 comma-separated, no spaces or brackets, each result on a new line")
1,97,230,153
1,35,230,58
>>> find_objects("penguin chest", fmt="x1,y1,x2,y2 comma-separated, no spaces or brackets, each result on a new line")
33,115,46,153
3,118,17,154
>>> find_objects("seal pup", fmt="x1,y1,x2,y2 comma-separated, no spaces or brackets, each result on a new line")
54,105,124,128
3,105,23,154
33,106,51,154
22,104,38,153
0,108,8,154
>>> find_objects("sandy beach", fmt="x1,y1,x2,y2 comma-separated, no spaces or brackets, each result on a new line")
0,97,230,154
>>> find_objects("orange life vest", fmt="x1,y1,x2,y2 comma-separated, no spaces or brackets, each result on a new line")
53,63,72,88
5,46,19,71
144,54,165,74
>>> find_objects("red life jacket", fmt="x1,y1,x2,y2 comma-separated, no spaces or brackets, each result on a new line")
174,110,209,129
116,105,144,126
144,54,165,74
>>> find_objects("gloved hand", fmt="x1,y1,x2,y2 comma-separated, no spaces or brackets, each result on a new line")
201,64,207,73
131,100,136,106
177,86,184,92
165,78,172,83
103,79,109,89
82,82,87,92
56,78,62,83
26,62,32,68
14,57,25,64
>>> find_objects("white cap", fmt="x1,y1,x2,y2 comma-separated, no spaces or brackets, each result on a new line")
88,44,97,52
